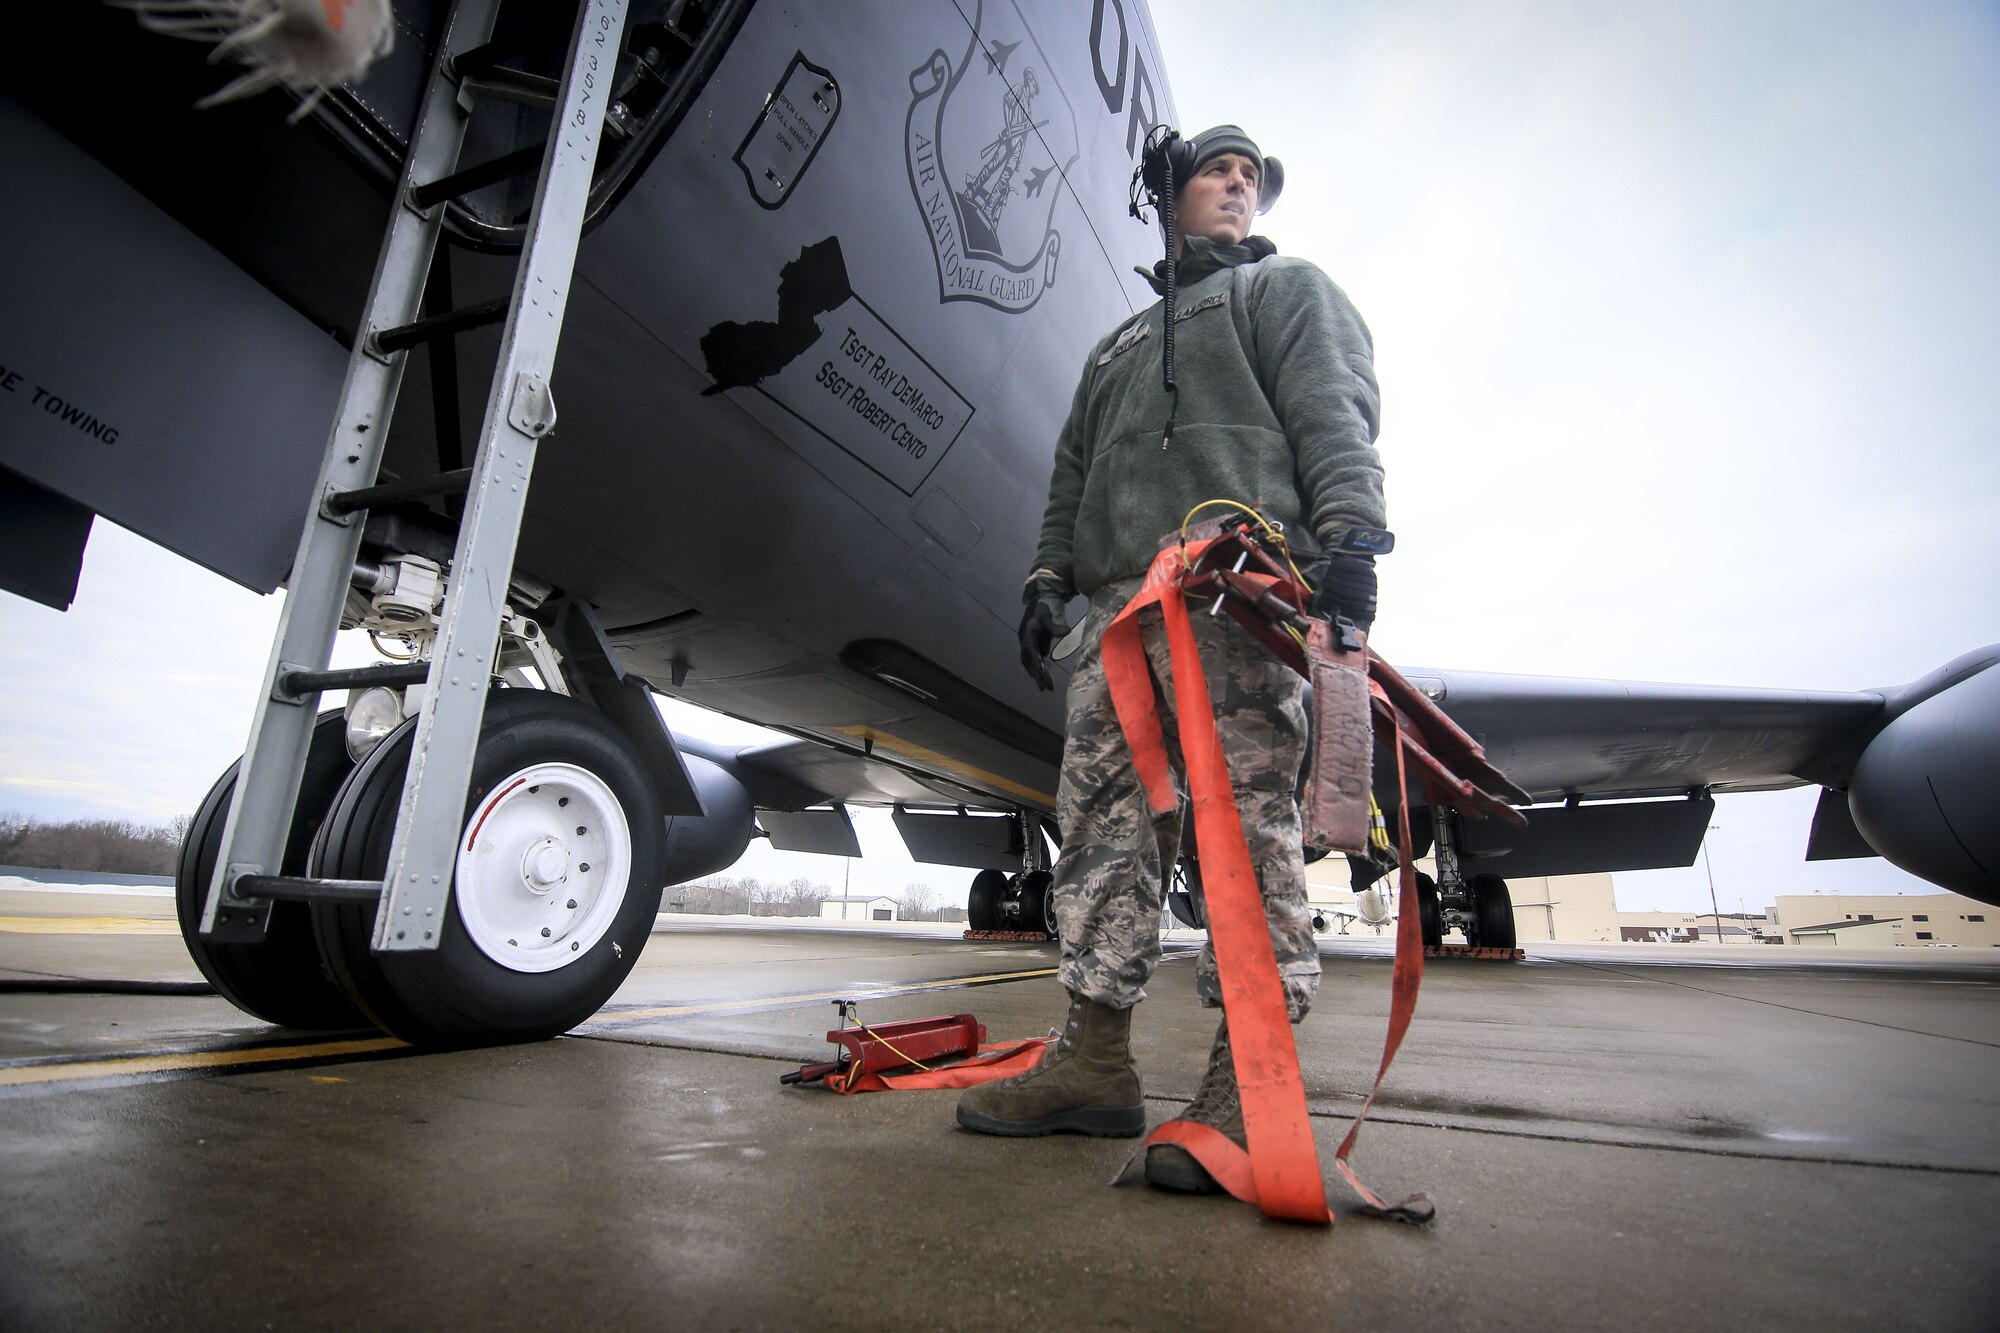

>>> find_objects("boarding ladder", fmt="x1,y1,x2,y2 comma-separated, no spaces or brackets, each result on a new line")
201,0,629,949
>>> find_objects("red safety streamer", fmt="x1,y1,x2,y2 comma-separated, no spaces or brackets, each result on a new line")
1102,540,1433,1224
1102,539,1329,1223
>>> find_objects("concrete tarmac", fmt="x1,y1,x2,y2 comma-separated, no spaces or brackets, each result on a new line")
2,883,1997,1331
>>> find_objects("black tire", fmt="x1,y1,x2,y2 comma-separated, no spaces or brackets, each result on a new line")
175,711,367,1030
1021,869,1057,939
1415,871,1442,950
1167,857,1208,930
967,869,1008,932
309,691,666,1046
1467,872,1516,950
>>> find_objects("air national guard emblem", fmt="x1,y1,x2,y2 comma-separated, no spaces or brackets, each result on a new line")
904,1,1078,313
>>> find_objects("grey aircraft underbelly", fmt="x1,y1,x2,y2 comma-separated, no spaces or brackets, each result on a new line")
0,0,1992,1045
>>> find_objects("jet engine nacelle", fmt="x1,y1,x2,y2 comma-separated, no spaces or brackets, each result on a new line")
1847,660,2000,905
1355,883,1394,927
659,754,756,886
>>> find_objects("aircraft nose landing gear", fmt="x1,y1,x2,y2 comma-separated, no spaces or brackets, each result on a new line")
175,710,367,1031
308,689,666,1045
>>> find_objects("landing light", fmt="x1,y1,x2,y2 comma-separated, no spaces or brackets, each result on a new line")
344,685,405,762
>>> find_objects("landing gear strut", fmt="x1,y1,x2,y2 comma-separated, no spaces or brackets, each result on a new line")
1167,856,1207,930
1429,808,1516,950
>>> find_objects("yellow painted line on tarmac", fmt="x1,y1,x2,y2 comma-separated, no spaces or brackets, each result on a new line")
588,965,1060,1027
0,916,178,936
0,1036,407,1089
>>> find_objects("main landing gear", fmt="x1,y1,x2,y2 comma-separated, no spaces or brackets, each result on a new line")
967,868,1058,939
965,812,1058,938
1426,808,1517,951
1160,816,1514,953
1166,856,1208,930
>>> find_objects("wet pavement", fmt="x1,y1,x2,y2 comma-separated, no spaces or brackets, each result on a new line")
3,883,1997,1330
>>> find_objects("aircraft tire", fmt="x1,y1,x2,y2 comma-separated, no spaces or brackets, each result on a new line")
1467,872,1516,950
1022,869,1057,940
174,711,368,1030
967,869,1008,932
1415,871,1442,950
309,690,665,1047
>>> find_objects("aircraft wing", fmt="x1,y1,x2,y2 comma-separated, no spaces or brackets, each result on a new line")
683,734,1001,811
1404,668,1884,802
1395,650,1997,902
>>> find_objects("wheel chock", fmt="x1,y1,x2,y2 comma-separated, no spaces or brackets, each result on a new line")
781,1002,986,1087
1423,944,1525,961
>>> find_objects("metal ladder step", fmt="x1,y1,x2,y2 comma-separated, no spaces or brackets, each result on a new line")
277,662,432,700
409,142,545,211
324,468,475,517
447,32,536,80
456,66,561,108
235,876,387,905
370,298,508,355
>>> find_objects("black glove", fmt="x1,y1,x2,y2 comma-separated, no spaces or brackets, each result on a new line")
1309,553,1377,632
1018,583,1072,690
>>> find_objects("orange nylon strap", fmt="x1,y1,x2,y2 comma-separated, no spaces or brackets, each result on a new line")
1102,541,1331,1224
1100,546,1192,817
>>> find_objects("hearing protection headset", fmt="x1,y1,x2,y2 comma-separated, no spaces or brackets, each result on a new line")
1126,125,1284,411
1132,125,1285,222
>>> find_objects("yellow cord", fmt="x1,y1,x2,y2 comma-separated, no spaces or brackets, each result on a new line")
1176,498,1315,593
1176,498,1317,651
835,1023,936,1090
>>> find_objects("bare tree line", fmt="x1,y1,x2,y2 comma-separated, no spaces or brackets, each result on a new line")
0,813,191,877
2,813,969,921
668,873,965,921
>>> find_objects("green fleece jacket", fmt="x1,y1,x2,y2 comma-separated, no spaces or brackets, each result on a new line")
1029,236,1384,599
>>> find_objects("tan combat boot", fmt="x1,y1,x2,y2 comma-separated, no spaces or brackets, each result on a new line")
1144,1016,1243,1192
956,991,1146,1137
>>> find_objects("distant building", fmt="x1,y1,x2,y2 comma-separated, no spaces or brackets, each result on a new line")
1296,858,2000,946
1767,894,1999,948
1784,917,1905,947
820,895,898,922
1301,860,1750,944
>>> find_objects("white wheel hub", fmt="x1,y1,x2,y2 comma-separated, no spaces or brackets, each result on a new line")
456,762,632,972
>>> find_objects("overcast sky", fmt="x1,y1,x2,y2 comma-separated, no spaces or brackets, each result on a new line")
3,0,1996,915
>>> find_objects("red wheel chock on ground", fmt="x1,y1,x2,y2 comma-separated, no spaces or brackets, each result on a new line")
781,1005,1050,1095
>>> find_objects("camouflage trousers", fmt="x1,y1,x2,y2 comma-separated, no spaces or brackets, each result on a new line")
1052,576,1320,1022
